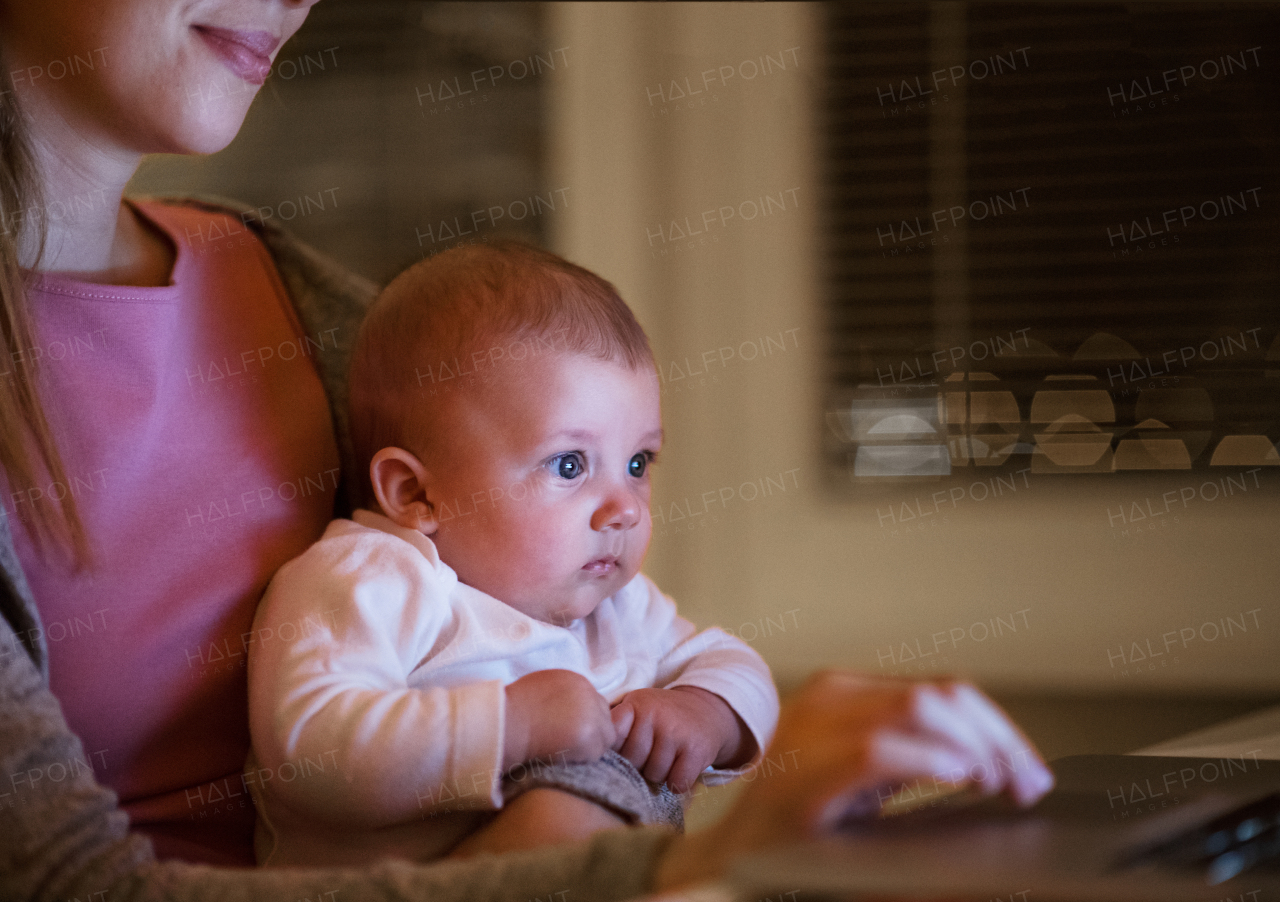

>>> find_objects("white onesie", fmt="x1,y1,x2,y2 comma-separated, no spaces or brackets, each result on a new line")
246,509,779,866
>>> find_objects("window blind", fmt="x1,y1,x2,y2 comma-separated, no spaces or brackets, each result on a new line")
821,2,1280,484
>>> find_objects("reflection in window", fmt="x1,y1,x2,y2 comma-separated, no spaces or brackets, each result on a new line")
827,332,1280,483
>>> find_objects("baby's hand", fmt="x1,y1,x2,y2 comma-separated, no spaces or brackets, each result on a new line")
611,686,749,793
504,669,616,770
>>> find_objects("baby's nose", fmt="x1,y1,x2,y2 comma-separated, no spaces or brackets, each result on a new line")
591,488,641,530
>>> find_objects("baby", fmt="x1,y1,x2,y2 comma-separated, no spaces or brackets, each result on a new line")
245,242,779,867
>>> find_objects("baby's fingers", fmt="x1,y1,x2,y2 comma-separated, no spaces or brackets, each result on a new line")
641,735,677,786
617,710,655,771
610,702,635,750
667,746,711,795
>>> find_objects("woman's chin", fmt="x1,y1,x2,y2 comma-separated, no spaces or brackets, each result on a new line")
126,75,261,156
149,106,257,156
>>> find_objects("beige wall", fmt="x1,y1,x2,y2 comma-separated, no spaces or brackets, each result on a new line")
544,2,1279,694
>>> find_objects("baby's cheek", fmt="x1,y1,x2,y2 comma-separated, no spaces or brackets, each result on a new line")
633,516,654,561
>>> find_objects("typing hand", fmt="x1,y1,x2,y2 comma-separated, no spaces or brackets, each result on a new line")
654,672,1054,892
611,686,750,793
739,673,1051,831
503,669,616,769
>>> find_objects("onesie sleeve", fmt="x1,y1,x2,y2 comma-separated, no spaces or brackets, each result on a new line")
247,522,506,827
617,576,781,784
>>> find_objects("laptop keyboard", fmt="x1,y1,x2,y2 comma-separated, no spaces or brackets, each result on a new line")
1128,792,1280,884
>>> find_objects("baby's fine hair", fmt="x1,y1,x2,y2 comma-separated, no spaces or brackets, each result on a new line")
348,240,654,504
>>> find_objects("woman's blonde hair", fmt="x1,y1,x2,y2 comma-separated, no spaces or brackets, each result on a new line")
0,49,88,563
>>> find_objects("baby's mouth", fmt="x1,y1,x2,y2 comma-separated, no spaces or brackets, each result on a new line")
581,554,619,575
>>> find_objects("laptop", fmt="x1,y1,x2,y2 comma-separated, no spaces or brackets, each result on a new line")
730,753,1280,901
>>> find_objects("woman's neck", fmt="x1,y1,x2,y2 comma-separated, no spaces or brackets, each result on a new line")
20,107,175,287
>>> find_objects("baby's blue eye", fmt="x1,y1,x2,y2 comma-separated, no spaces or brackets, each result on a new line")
554,453,584,479
629,453,648,478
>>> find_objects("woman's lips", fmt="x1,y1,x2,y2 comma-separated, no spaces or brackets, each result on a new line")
193,26,277,85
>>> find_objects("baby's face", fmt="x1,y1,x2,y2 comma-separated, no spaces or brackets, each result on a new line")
422,351,661,625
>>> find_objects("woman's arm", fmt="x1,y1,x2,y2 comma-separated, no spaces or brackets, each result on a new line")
0,595,673,902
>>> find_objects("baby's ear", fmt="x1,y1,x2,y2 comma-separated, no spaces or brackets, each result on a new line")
369,447,438,534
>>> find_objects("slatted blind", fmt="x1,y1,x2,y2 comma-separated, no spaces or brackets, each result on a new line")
820,2,1280,484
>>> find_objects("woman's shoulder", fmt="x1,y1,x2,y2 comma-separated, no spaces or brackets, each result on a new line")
139,194,378,310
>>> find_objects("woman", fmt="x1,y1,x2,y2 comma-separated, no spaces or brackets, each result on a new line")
0,0,1053,898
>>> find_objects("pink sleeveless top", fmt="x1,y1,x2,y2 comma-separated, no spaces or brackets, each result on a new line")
4,200,341,864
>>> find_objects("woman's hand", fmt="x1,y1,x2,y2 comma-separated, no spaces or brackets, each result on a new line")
654,671,1054,890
